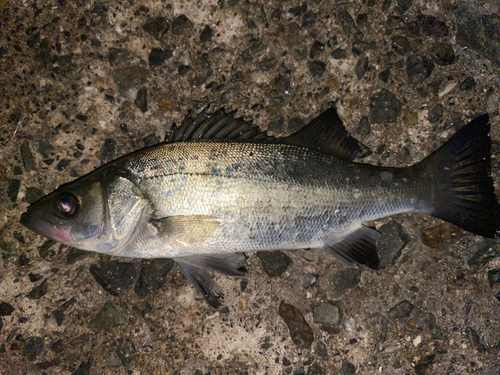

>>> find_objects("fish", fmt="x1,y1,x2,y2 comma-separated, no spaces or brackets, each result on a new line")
21,104,500,307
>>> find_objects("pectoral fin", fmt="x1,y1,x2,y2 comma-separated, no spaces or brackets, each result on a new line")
151,215,220,248
323,226,380,270
178,253,247,276
176,261,223,308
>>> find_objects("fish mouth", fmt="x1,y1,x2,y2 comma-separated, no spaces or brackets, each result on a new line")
20,211,71,243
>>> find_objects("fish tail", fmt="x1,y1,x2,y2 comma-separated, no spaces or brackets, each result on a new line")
417,114,500,238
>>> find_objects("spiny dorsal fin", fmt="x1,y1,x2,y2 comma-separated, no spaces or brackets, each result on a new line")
282,107,371,160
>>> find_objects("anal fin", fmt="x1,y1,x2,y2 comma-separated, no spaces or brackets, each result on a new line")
177,253,247,276
323,226,380,270
176,261,223,308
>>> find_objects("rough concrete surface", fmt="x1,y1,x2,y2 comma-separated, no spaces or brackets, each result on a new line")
1,0,499,374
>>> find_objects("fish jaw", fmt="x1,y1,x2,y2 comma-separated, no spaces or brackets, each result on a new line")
21,210,73,246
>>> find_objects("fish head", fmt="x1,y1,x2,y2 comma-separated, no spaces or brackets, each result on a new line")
20,171,149,255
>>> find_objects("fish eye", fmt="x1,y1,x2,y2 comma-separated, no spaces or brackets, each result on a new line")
55,192,80,217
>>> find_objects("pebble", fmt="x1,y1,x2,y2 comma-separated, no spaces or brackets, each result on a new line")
20,141,35,172
411,14,449,37
257,250,292,277
113,66,149,99
56,159,71,171
309,61,326,77
355,116,370,136
0,302,15,316
148,48,173,68
369,88,401,123
134,87,148,113
25,187,44,204
324,267,362,299
378,220,408,268
429,42,456,65
421,225,445,248
313,302,341,327
309,41,324,59
260,55,277,71
51,339,64,353
300,273,317,288
301,10,316,28
200,25,213,42
172,15,193,35
378,69,390,83
465,327,480,349
352,40,371,55
365,313,394,342
134,259,175,297
66,248,90,264
406,55,434,84
27,279,48,299
428,104,443,124
289,3,307,18
89,301,127,330
460,77,476,91
24,337,44,360
116,341,136,365
108,48,129,66
89,261,136,296
100,138,116,164
142,17,170,40
279,301,314,349
340,360,356,375
332,48,348,59
7,179,20,202
52,297,76,326
392,35,411,55
315,341,329,361
355,56,368,80
143,134,160,147
487,269,500,288
220,85,240,103
38,139,54,158
337,10,361,39
388,300,414,319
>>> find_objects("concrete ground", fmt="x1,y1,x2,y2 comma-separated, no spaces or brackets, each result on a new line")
0,0,499,374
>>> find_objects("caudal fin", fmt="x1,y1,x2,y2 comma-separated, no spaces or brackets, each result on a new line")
418,114,499,238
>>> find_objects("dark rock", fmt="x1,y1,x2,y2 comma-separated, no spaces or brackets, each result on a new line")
135,259,175,297
428,104,443,124
78,16,87,29
271,7,282,22
314,302,341,327
260,55,277,71
355,116,370,136
414,309,438,332
355,56,369,80
289,3,307,18
28,273,43,282
25,187,44,204
300,273,317,288
76,114,88,122
143,134,160,147
142,17,170,39
392,35,411,55
56,158,71,171
0,302,14,316
411,14,449,38
427,79,442,95
340,361,356,375
388,300,414,319
178,65,191,76
488,269,500,288
117,341,136,365
369,89,401,123
467,240,499,269
172,15,193,35
27,279,48,299
38,139,54,158
66,248,91,264
365,313,394,342
134,87,148,113
220,85,240,103
429,42,455,65
315,341,329,361
51,339,64,353
73,358,93,375
301,11,316,28
378,69,391,83
38,239,56,258
378,220,408,268
456,13,500,66
21,141,35,172
279,301,314,349
465,327,480,349
113,67,149,99
352,40,371,55
89,301,127,330
398,0,413,12
24,337,44,360
200,25,213,42
149,48,173,68
231,71,243,83
105,94,115,104
421,225,446,248
332,48,348,59
322,266,362,299
309,61,326,77
337,10,361,39
406,55,434,84
90,38,101,47
309,41,324,59
13,166,23,175
52,297,76,326
460,77,476,91
90,261,136,296
108,48,129,65
100,138,116,164
7,179,21,202
414,354,436,375
268,117,284,133
257,251,292,277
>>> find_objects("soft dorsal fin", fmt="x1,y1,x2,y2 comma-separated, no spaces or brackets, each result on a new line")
165,104,371,160
282,107,371,160
165,104,278,143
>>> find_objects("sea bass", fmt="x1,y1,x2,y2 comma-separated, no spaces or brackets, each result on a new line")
21,105,499,306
